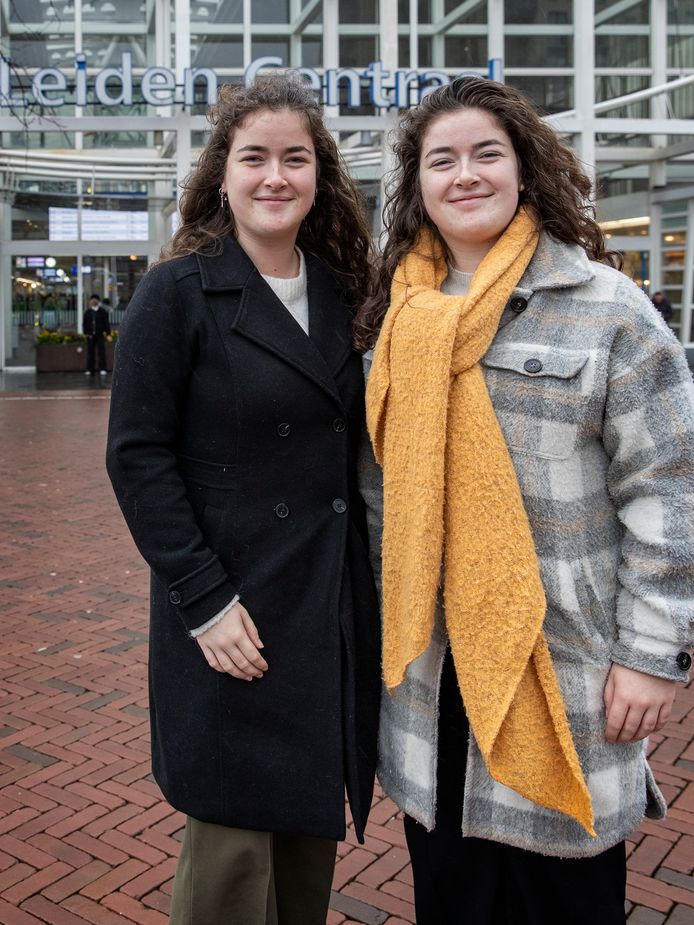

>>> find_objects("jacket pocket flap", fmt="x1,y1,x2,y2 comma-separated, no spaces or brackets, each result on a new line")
482,345,589,380
177,454,236,489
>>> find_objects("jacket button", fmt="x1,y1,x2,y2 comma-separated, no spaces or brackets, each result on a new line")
169,590,182,605
523,358,543,374
332,498,347,514
332,418,346,433
510,297,528,313
274,502,290,518
676,651,692,671
277,423,291,437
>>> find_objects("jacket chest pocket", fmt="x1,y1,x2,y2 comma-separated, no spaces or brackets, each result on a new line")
482,345,590,461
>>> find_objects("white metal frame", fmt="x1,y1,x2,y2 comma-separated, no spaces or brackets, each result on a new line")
1,0,694,365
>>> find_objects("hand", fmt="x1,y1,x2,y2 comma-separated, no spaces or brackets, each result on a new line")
603,663,676,743
196,602,268,681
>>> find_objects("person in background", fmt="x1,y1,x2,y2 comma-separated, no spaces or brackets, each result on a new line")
106,75,380,925
356,76,694,925
82,293,110,376
651,290,673,324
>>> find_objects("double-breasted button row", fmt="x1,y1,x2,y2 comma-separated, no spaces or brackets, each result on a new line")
274,499,347,517
277,420,346,436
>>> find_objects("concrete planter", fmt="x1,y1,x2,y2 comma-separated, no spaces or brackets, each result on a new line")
35,341,115,372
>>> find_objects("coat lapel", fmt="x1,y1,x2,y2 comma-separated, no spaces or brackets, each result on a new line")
197,238,352,404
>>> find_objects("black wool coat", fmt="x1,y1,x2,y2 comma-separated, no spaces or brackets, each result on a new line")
106,238,381,842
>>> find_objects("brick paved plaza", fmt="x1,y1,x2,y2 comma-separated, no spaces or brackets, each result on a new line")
0,378,693,925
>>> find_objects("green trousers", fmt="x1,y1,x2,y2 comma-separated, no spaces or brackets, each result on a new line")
169,816,337,925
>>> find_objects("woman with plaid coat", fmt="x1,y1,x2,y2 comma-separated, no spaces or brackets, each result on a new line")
356,77,694,924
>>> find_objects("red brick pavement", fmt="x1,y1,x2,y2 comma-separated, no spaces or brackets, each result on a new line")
0,388,692,925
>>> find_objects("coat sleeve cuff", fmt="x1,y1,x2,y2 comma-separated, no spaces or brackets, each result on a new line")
610,635,692,682
166,556,240,634
189,594,241,638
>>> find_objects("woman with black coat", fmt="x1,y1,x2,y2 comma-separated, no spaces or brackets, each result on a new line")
105,75,380,925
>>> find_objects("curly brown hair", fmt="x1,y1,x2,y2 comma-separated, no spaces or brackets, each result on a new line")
353,76,618,351
161,74,375,312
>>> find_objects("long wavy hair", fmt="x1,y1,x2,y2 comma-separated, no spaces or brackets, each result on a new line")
353,77,618,350
161,74,375,312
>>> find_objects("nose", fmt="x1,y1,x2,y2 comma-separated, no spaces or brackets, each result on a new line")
454,159,479,187
264,161,288,188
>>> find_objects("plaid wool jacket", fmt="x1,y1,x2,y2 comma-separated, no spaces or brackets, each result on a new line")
359,232,694,858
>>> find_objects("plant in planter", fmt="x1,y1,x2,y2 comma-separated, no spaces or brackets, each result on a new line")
35,329,118,372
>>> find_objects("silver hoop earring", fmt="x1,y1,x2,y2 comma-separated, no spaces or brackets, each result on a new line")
219,187,227,210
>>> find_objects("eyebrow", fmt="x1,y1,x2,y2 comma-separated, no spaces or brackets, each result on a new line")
424,138,508,158
235,144,313,154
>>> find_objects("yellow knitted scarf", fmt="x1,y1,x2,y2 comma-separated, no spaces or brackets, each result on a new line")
366,209,595,835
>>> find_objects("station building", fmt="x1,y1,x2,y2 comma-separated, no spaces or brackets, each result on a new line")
1,0,693,367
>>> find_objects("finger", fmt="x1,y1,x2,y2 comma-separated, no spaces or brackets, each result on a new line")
198,643,225,674
654,699,673,733
604,697,628,743
199,642,254,680
603,670,615,711
240,609,264,649
226,643,266,677
616,705,644,743
234,633,268,672
630,706,662,743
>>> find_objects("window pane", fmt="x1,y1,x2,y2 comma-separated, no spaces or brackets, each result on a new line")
252,39,290,62
444,0,487,23
669,0,694,23
506,75,573,114
251,0,290,23
596,35,649,67
505,0,572,24
339,0,377,24
668,34,694,69
505,35,572,67
339,36,377,67
445,36,487,68
192,37,244,68
595,0,648,23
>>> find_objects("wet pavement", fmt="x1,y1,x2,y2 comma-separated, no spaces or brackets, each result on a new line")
0,377,692,924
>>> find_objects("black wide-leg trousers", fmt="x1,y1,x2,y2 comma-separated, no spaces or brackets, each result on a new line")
404,649,627,925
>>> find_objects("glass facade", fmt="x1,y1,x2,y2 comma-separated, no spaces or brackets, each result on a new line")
1,0,694,365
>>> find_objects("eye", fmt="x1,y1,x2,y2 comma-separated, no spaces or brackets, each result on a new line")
479,150,502,160
241,155,263,163
430,158,453,169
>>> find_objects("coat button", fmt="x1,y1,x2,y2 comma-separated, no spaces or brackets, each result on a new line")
510,296,528,313
523,358,543,374
332,418,346,433
274,502,290,518
676,651,692,671
169,590,182,605
332,498,347,514
277,423,291,437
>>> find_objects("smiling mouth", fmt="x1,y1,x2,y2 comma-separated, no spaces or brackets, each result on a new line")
449,194,490,203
